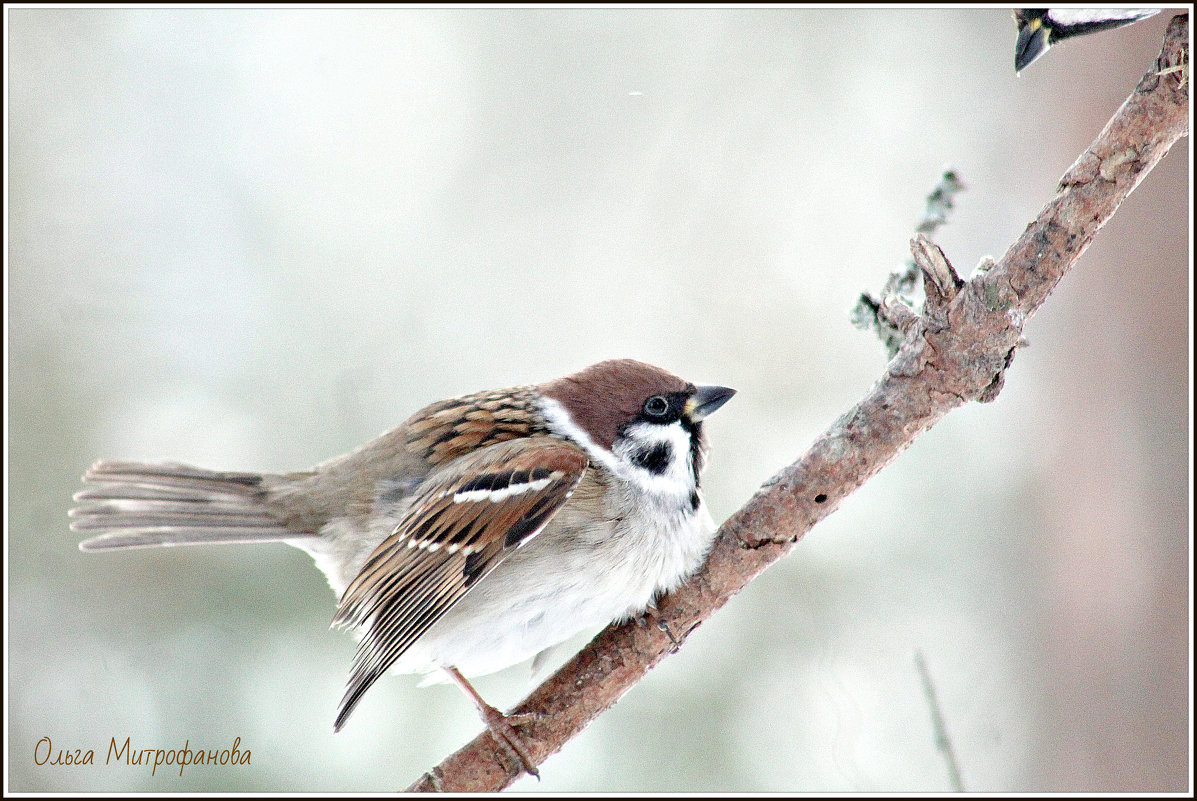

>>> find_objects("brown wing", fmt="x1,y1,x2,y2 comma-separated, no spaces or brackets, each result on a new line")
331,436,588,731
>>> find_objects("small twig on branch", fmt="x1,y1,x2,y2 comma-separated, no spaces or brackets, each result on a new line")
916,169,968,236
408,14,1188,792
852,169,967,356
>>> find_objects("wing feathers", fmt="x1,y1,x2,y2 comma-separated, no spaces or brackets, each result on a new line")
331,437,588,730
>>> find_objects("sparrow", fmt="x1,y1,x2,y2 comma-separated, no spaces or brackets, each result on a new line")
71,359,735,775
1013,8,1161,73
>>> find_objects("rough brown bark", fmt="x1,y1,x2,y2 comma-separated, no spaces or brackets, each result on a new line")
408,14,1189,793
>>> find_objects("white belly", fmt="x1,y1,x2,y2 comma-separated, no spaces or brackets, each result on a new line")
395,493,716,678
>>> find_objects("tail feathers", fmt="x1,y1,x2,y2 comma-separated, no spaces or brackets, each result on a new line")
76,527,301,551
72,460,312,551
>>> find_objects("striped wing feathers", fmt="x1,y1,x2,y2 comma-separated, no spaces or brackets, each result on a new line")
331,437,588,730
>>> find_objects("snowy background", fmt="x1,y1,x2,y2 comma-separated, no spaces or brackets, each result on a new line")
8,7,1189,792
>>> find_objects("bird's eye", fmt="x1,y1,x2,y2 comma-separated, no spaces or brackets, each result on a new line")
643,395,670,419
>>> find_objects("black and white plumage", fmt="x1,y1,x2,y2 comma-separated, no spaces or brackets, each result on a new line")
71,359,735,748
1014,8,1162,72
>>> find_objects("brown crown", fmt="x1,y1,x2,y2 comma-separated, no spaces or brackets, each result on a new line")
539,359,694,451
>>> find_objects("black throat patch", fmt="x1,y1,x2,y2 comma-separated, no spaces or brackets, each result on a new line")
631,442,672,475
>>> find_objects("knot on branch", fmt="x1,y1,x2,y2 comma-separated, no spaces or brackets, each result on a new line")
886,236,1024,404
1148,13,1189,93
910,234,964,328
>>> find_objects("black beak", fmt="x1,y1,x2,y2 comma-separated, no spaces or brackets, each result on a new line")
1015,18,1051,73
687,385,736,422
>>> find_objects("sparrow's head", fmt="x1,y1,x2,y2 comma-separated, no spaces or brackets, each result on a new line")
538,359,735,495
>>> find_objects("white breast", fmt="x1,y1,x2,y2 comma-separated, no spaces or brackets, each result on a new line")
394,472,717,679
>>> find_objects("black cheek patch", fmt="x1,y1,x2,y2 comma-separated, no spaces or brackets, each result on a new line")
631,442,672,475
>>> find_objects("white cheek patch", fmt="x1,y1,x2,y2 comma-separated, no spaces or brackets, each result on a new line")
614,420,695,493
537,396,698,502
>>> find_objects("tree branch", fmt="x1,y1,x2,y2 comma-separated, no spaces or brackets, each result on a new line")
408,14,1189,792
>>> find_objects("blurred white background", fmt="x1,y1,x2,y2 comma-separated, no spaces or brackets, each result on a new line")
6,6,1189,793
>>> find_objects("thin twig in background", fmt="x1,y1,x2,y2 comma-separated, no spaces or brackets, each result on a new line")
407,14,1188,792
915,649,965,792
